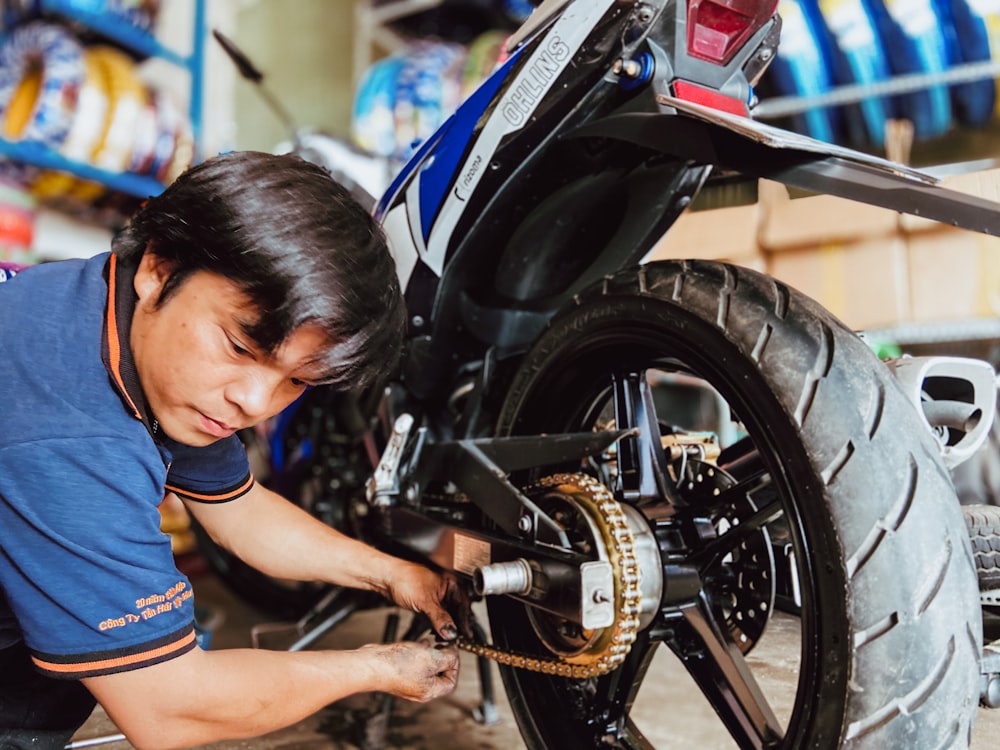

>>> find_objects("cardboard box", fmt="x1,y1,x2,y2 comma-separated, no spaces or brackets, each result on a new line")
648,201,761,263
766,235,910,330
724,254,768,274
646,166,1000,331
757,179,900,252
906,227,1000,321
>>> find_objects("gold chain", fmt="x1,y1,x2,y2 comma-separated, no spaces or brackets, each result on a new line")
455,473,642,679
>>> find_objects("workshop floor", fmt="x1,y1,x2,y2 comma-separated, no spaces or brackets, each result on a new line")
70,566,1000,750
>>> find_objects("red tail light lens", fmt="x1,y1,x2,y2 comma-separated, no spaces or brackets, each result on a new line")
686,0,778,65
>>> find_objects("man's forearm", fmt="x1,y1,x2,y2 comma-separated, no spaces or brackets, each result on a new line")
184,485,404,593
185,483,463,641
85,636,458,750
85,646,380,750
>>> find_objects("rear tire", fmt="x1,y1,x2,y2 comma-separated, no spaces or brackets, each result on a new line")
493,260,981,749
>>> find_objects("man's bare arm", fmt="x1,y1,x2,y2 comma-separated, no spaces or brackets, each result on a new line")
83,636,458,750
182,484,466,637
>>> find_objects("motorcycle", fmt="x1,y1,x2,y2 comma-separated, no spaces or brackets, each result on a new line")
204,1,1000,747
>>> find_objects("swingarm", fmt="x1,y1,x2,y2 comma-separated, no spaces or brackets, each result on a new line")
365,419,643,628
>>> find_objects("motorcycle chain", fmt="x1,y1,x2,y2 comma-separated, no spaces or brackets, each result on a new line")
454,473,642,679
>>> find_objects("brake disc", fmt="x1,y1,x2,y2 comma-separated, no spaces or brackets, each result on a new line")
675,457,776,653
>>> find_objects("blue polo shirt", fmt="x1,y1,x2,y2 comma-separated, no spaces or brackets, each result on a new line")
0,252,254,679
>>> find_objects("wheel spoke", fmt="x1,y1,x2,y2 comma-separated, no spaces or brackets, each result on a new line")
612,372,674,505
718,437,767,483
592,632,658,746
668,595,784,749
691,497,783,568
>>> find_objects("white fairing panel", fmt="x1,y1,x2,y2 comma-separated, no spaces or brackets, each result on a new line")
382,202,418,289
384,0,618,292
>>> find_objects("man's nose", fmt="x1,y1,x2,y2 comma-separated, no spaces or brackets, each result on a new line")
226,371,279,421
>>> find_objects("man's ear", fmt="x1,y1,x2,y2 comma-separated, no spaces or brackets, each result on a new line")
133,251,175,304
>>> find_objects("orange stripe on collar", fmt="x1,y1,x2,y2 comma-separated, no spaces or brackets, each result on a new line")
106,254,142,421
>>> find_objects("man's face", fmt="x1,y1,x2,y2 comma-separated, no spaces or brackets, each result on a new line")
131,253,331,447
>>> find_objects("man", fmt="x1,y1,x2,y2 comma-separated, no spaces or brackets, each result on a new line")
0,151,465,750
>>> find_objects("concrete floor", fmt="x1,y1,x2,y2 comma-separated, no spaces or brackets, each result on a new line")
70,569,1000,750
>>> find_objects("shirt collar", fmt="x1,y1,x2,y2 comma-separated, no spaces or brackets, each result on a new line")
101,253,159,438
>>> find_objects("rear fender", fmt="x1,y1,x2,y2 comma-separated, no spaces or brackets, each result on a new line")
568,100,1000,236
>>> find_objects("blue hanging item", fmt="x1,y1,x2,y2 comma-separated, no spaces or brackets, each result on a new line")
864,0,954,138
815,0,895,145
352,54,406,158
930,0,996,126
393,41,465,162
502,0,535,23
767,0,842,142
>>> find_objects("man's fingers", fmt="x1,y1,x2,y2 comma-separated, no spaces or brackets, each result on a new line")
441,574,474,639
434,645,460,680
425,604,459,641
418,642,460,702
373,640,460,703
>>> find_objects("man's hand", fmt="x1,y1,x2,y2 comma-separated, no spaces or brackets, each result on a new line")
383,563,472,641
360,639,461,702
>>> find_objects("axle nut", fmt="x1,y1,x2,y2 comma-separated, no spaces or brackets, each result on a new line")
474,559,533,597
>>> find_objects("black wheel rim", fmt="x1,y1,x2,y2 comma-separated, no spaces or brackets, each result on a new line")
493,321,842,749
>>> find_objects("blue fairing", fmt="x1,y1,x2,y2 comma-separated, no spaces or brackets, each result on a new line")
374,126,442,221
415,56,518,241
375,47,525,242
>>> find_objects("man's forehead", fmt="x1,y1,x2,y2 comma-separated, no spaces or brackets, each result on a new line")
272,324,336,371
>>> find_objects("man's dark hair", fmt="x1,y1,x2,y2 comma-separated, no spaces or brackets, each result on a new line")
113,150,405,391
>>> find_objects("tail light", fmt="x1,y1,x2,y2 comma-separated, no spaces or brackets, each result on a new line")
686,0,779,65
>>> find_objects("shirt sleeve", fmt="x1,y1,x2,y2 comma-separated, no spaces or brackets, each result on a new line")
0,437,197,679
163,433,254,503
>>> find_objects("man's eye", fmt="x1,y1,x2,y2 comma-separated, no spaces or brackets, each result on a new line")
290,378,309,388
229,338,251,356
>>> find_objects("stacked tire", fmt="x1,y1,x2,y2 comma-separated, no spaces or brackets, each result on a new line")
0,20,192,224
762,0,1000,147
352,31,508,164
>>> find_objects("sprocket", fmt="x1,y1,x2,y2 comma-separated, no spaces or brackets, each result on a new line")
455,472,643,678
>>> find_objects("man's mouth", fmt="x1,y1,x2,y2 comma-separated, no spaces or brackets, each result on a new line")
199,413,238,438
